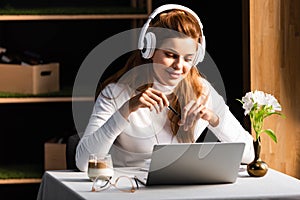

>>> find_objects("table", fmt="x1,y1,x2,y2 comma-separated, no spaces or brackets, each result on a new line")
37,166,300,200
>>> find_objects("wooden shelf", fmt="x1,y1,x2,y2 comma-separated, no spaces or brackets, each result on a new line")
0,0,152,21
0,87,94,103
0,14,149,21
0,178,41,184
0,96,94,103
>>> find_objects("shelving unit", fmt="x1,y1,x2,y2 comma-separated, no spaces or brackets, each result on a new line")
0,0,152,184
0,0,152,103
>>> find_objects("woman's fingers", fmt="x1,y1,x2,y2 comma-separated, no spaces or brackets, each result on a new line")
184,104,205,131
148,88,169,108
179,100,215,131
145,89,163,112
179,100,195,126
136,88,169,113
139,94,156,111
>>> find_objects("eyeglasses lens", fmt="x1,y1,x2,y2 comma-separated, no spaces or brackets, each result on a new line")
92,175,138,193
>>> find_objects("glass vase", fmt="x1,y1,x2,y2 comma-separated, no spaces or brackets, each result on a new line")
247,137,268,177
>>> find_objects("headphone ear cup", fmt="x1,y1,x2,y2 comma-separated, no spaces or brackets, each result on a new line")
141,32,156,59
193,43,203,65
194,38,206,65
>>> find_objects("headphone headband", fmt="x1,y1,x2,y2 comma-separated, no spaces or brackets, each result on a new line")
138,4,204,50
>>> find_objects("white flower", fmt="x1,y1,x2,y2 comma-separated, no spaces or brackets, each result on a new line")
241,91,254,115
242,91,253,102
240,90,282,115
253,90,268,106
265,93,282,112
237,90,285,143
242,101,253,115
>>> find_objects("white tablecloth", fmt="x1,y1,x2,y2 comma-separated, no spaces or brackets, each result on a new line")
37,166,300,200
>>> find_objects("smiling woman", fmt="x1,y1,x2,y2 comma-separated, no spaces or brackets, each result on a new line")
75,4,255,172
152,37,197,86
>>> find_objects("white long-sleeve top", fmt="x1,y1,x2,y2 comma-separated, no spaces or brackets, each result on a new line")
76,78,254,171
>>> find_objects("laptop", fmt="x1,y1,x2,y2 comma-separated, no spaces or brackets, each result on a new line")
135,142,245,186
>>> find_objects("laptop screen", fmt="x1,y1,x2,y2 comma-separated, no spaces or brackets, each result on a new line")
137,142,245,185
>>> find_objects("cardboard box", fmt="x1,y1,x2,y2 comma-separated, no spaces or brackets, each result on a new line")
0,63,59,95
44,142,67,171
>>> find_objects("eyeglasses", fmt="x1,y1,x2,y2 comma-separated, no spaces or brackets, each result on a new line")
91,175,139,193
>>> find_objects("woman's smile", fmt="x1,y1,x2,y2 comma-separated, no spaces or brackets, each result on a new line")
167,70,182,79
152,37,197,86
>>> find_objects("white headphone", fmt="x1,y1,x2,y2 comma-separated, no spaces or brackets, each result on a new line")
138,4,206,65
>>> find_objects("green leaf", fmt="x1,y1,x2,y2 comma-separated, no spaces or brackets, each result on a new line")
264,112,286,119
275,112,286,119
236,99,244,104
262,129,277,143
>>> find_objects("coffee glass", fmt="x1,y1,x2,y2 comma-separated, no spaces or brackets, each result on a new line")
88,154,114,181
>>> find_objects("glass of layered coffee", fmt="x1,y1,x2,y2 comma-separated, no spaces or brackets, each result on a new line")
88,154,114,181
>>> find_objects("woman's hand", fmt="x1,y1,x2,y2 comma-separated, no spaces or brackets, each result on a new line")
119,88,169,119
178,100,219,131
